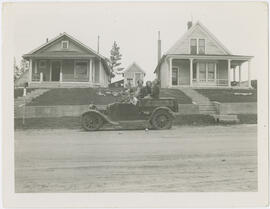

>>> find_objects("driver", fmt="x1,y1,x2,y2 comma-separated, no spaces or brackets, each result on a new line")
151,79,160,99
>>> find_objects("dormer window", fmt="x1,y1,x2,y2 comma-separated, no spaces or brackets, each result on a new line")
199,39,205,54
190,39,197,54
61,40,69,49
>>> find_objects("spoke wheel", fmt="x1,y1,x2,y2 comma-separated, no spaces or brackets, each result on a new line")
82,113,103,131
151,111,172,130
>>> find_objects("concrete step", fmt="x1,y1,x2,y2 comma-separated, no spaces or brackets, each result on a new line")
199,107,216,111
200,110,217,114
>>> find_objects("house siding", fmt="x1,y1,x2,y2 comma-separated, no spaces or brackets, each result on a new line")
169,26,227,55
160,60,169,88
39,37,91,55
123,64,145,87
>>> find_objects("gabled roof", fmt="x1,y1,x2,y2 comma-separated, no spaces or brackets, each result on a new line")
23,32,112,75
23,32,107,59
124,62,146,74
166,21,232,55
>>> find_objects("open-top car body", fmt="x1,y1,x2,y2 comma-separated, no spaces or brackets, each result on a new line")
81,97,178,131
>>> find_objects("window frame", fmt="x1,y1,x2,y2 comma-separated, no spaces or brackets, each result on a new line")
190,38,197,55
74,60,88,78
61,40,69,49
198,39,206,54
189,38,206,54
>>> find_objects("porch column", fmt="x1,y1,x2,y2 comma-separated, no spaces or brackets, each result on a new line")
248,60,251,88
233,67,236,81
99,59,102,84
189,58,193,86
40,72,43,82
60,68,63,82
169,57,173,87
238,64,242,87
29,59,32,83
89,59,93,84
227,59,231,87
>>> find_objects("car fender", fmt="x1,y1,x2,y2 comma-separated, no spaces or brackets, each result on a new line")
149,107,176,122
82,110,119,125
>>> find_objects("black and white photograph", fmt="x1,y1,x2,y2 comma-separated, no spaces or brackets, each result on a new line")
2,1,269,207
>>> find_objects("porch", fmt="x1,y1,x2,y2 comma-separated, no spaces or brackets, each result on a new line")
28,57,105,87
168,55,253,88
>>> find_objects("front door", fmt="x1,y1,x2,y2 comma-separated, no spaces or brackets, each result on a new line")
51,61,61,81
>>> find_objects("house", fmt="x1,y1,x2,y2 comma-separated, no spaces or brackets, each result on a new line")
154,21,253,88
123,62,146,87
22,33,112,88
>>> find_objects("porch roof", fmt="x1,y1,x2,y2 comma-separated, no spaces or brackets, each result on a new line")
154,54,253,73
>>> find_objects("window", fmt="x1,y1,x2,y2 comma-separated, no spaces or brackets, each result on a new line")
208,63,215,80
198,39,205,54
199,63,206,81
39,60,46,68
75,61,88,78
190,39,197,54
62,40,69,49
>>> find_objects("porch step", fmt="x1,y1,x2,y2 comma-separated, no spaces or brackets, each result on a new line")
179,88,217,115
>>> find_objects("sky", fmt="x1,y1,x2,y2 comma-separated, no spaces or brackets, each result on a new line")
6,1,268,81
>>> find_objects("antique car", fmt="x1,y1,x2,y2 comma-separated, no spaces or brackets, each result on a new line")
81,97,178,131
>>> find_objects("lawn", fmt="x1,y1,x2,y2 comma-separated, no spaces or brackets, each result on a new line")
14,88,36,99
160,88,192,104
28,88,122,106
27,88,192,106
195,89,257,103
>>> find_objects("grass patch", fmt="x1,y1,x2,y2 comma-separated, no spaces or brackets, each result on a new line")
27,88,121,106
160,88,192,104
195,88,257,103
14,88,36,99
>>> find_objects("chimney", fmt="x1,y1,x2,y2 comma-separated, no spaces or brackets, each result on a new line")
157,31,161,63
46,38,49,43
97,35,100,54
187,21,193,30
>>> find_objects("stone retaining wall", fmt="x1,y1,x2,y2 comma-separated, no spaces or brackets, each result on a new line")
15,104,199,118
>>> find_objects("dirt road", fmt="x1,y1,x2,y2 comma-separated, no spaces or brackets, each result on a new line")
15,125,257,192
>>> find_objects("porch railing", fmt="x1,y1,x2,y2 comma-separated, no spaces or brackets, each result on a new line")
192,79,228,86
32,73,40,82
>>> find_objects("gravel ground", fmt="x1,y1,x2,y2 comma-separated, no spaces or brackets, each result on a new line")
15,124,257,192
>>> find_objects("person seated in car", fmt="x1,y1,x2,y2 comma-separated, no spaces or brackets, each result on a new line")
151,79,160,99
140,81,152,98
135,79,144,99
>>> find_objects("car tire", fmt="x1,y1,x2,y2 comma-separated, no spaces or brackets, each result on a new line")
151,110,173,130
81,113,103,131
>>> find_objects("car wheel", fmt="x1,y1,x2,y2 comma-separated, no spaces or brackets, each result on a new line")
82,113,103,131
151,110,173,130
